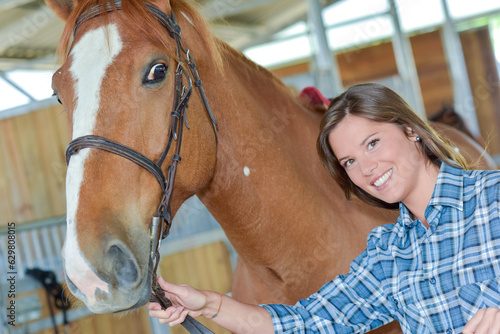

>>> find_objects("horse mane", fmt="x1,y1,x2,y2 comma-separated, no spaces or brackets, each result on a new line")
57,0,223,72
215,40,291,92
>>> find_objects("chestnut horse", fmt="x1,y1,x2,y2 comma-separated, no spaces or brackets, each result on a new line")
46,0,492,333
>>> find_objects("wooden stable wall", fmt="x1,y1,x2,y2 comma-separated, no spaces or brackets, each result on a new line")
160,242,233,334
0,105,69,225
461,27,500,156
26,241,233,334
0,105,233,333
272,27,500,156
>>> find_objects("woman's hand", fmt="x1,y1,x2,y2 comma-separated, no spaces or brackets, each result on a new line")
148,276,274,333
147,276,209,327
463,308,500,334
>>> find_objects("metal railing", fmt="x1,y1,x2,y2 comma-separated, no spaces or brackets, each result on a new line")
1,195,235,334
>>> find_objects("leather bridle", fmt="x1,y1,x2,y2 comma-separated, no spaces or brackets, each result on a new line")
65,2,218,333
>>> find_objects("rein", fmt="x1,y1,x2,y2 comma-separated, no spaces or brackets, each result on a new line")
65,2,218,333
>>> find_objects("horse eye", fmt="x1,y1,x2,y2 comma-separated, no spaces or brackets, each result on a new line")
145,63,167,83
52,91,62,104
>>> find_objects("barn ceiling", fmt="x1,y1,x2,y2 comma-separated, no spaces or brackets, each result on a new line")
0,0,337,72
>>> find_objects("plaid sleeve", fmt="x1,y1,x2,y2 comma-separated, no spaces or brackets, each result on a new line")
261,244,396,334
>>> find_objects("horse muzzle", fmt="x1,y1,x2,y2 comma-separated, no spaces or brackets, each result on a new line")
63,241,153,313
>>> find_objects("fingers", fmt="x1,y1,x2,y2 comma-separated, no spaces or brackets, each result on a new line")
464,308,500,334
146,302,162,311
463,309,485,333
148,276,207,324
148,279,193,328
148,305,187,326
157,276,179,293
156,277,189,301
169,308,190,327
474,308,500,334
491,313,500,334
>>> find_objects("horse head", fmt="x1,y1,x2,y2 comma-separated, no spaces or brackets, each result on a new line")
47,0,220,312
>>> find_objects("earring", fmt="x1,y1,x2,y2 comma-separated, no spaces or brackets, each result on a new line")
416,136,421,142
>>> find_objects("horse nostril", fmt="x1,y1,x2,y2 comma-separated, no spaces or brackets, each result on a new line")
108,244,139,287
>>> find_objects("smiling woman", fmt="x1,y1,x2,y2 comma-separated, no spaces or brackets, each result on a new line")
317,83,471,210
328,116,439,215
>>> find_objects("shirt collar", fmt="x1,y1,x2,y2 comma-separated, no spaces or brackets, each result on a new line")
427,162,464,211
398,162,464,226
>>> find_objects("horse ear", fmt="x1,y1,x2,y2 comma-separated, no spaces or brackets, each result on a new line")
45,0,74,21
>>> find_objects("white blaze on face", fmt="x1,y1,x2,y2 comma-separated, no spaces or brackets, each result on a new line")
64,24,123,302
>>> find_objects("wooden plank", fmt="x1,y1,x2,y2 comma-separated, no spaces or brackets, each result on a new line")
410,30,454,116
269,30,459,119
75,314,97,334
159,242,233,334
209,242,233,292
107,309,150,334
271,61,310,79
460,27,500,155
0,118,35,222
193,245,209,288
34,106,67,217
0,106,68,224
0,117,16,225
51,104,71,150
337,41,398,85
197,242,232,334
0,104,69,225
13,112,52,220
94,313,114,333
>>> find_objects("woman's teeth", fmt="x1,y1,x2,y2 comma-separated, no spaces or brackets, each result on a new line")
374,169,393,187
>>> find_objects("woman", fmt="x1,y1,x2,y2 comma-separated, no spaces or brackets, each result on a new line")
148,83,500,333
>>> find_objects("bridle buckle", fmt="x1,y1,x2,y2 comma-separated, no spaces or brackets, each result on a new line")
150,216,164,262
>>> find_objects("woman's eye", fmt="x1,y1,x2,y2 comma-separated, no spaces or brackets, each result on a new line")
344,158,355,168
145,63,167,83
368,139,379,149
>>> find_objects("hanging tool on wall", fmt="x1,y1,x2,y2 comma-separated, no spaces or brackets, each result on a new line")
26,268,71,334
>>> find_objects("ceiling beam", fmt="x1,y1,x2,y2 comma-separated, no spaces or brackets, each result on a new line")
234,2,308,49
0,70,35,100
0,0,37,12
0,5,57,54
201,0,283,20
234,0,340,50
0,54,58,71
210,22,267,39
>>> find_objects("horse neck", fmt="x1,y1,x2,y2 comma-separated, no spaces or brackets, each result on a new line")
193,46,400,280
196,47,348,248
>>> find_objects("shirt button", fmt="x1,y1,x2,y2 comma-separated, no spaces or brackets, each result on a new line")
430,277,436,284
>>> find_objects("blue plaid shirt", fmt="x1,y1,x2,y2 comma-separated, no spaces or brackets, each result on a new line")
262,163,500,333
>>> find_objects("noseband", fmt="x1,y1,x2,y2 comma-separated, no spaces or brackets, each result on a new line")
65,2,217,332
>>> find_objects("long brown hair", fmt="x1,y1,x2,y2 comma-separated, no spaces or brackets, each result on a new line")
317,83,471,210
